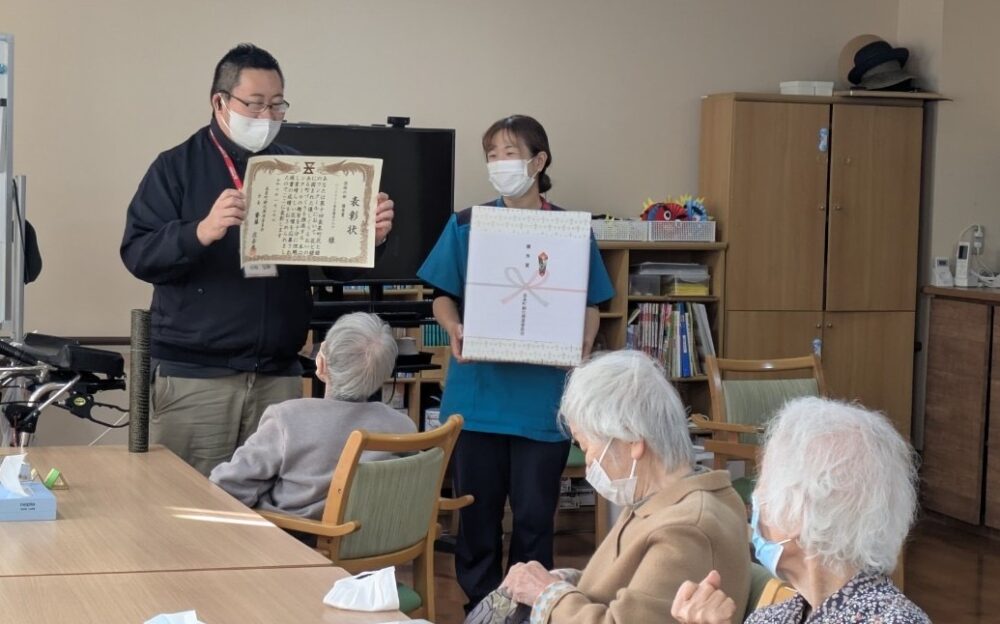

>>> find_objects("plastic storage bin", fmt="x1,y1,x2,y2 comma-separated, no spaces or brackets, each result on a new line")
647,220,716,242
592,220,647,241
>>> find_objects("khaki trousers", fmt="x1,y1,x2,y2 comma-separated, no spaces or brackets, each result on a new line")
151,371,302,476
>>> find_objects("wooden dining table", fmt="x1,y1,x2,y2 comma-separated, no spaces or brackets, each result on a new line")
0,445,331,577
0,566,408,623
0,445,410,621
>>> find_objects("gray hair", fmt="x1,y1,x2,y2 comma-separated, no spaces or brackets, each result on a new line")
321,313,397,401
755,397,918,575
559,350,693,471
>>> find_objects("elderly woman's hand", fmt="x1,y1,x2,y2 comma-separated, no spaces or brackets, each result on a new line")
670,570,736,624
500,561,560,605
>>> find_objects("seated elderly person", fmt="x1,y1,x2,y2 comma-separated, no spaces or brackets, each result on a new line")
671,397,929,624
468,350,750,624
210,312,415,519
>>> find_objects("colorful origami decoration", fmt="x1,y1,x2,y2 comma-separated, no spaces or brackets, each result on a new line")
640,195,710,222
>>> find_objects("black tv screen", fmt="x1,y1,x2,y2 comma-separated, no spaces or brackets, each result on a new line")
277,122,455,284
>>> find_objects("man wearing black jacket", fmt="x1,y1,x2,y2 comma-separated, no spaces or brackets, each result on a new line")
121,44,394,475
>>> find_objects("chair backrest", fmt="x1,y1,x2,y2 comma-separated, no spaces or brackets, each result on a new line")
747,562,797,616
707,355,826,432
320,415,463,562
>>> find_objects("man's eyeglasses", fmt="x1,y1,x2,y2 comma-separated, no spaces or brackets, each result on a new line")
220,91,290,115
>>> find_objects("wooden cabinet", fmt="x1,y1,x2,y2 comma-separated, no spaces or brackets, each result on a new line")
726,103,828,311
822,312,915,436
922,289,999,528
826,105,923,311
700,93,924,436
725,311,822,360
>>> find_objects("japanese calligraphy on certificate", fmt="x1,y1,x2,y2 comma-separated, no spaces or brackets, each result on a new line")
463,206,592,367
240,155,383,268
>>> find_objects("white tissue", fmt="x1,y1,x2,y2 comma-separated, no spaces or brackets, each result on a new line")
0,454,28,497
323,566,400,612
144,610,205,624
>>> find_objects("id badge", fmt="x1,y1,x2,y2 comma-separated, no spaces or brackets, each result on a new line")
243,263,278,278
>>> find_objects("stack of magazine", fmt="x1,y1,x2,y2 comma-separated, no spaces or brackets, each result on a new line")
626,301,716,377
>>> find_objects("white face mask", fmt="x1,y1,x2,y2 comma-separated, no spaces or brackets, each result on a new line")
221,100,282,153
585,440,638,507
487,157,537,198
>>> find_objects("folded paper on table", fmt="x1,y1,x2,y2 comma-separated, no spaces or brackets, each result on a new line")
323,566,400,612
463,206,592,367
144,611,205,624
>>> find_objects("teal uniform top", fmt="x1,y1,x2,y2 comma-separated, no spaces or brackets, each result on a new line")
417,200,614,442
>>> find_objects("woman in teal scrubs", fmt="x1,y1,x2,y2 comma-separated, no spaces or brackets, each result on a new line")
418,115,614,612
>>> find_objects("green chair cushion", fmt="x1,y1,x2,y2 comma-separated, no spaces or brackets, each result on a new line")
339,447,445,559
731,476,756,506
397,582,422,613
721,378,819,443
566,444,586,468
746,562,775,617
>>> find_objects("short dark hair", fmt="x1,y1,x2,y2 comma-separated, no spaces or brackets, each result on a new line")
211,43,284,96
481,115,553,193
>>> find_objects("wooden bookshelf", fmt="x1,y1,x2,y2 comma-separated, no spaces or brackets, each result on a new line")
594,240,726,541
628,295,719,303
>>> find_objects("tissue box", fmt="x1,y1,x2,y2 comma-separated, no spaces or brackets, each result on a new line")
780,81,834,96
0,481,57,521
463,206,592,367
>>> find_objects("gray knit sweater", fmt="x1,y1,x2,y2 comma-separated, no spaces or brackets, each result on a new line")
209,397,416,519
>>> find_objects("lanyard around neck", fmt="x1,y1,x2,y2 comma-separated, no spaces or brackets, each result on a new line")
208,129,243,191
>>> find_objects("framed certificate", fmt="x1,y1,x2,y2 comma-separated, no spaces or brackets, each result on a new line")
240,155,382,268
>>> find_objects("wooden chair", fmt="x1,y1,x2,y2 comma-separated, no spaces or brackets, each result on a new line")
747,562,797,614
693,355,826,502
259,415,472,621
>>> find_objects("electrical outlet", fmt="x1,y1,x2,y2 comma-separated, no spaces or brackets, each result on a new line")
972,224,985,255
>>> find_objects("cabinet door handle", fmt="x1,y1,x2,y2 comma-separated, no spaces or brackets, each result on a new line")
815,323,821,329
844,156,853,165
832,204,842,211
826,322,833,328
818,204,826,212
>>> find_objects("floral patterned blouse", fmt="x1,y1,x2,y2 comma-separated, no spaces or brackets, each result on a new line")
745,572,930,623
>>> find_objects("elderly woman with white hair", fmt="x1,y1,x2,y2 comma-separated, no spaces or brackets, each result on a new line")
210,312,416,519
467,350,750,624
671,397,929,624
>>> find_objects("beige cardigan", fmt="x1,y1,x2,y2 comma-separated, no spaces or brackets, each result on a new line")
542,469,751,623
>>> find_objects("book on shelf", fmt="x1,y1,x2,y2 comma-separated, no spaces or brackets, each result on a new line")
421,322,451,347
625,301,715,378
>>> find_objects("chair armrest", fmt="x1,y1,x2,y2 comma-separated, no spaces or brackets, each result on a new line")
691,414,763,435
258,511,360,538
439,495,474,511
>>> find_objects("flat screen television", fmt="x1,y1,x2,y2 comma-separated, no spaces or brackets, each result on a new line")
277,122,455,285
278,122,454,326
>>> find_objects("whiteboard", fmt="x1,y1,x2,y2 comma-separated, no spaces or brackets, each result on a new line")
0,34,12,336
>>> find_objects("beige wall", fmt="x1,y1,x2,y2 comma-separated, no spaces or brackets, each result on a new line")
926,0,1000,264
1,0,900,340
895,0,1000,448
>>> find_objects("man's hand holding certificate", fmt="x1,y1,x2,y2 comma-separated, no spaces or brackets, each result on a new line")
240,155,383,269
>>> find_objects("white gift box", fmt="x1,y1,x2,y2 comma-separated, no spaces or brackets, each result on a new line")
463,206,591,367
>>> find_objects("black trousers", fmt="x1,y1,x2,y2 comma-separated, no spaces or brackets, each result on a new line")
451,430,570,610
